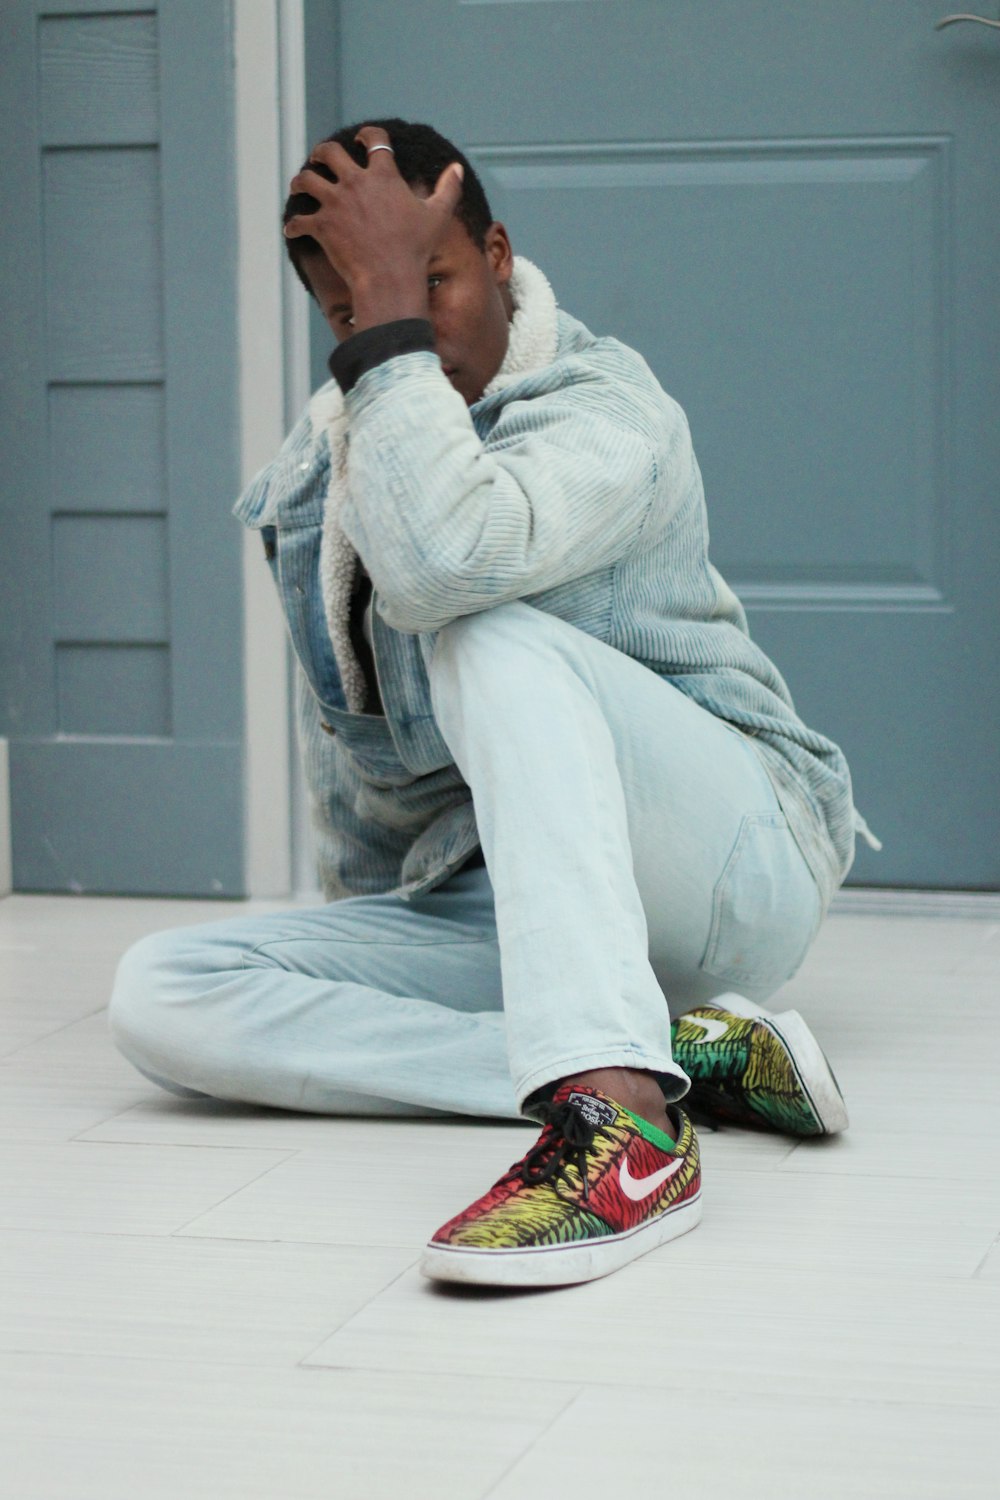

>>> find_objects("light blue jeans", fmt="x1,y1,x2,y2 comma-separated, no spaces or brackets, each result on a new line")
108,603,824,1121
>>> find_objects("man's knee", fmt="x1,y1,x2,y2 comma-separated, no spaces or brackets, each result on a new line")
429,601,558,719
107,926,208,1061
433,599,529,662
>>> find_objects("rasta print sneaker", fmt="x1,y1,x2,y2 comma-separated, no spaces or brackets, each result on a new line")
420,1084,701,1287
671,993,848,1137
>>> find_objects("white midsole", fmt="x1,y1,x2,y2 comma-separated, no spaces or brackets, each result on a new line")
420,1194,702,1287
702,992,849,1133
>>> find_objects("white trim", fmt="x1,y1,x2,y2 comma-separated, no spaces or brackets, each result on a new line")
234,0,292,897
278,0,322,898
278,0,311,427
829,887,1000,919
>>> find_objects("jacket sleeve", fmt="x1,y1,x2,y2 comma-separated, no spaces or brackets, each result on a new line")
337,348,691,634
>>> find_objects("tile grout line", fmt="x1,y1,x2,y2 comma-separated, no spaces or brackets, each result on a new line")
0,1008,113,1062
3,1343,996,1415
478,1383,586,1500
68,1133,300,1154
166,1149,304,1236
970,1231,999,1279
0,1223,422,1254
295,1255,420,1367
299,1362,1000,1413
2,1222,995,1285
66,1100,160,1140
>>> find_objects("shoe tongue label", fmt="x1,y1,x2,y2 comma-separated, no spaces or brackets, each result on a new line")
566,1091,619,1129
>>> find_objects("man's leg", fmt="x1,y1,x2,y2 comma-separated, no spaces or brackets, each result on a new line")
419,601,826,1284
107,863,523,1120
427,601,823,1124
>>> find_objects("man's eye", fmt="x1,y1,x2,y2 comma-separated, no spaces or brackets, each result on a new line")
428,275,443,290
343,315,355,329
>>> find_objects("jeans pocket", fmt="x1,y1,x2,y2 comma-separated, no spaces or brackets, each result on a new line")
699,812,823,993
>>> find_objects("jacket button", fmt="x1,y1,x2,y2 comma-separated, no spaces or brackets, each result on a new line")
320,721,336,736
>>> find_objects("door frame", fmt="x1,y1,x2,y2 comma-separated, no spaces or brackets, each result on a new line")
233,0,318,898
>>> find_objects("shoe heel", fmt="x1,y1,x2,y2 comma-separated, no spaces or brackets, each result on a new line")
704,992,776,1021
763,1010,849,1134
701,995,849,1136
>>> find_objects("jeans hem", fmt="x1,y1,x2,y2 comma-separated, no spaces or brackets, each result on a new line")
514,1049,691,1120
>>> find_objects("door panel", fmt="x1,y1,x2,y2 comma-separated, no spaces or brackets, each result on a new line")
307,0,999,889
0,0,245,894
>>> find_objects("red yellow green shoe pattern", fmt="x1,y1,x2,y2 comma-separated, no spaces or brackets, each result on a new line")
671,994,848,1136
421,1083,701,1287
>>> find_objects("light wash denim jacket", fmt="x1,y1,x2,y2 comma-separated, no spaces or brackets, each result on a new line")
234,302,875,913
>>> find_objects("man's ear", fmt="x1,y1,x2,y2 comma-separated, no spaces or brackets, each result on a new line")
486,222,514,283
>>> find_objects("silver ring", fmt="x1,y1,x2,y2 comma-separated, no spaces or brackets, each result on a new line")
367,144,395,155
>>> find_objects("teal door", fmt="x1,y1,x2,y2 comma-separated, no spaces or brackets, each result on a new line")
309,0,1000,890
0,1,245,894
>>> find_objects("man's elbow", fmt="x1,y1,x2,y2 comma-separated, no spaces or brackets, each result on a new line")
374,565,502,635
374,577,469,635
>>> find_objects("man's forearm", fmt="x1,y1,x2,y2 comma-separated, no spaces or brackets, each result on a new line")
350,270,430,333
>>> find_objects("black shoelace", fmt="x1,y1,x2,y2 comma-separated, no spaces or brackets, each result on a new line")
505,1101,619,1204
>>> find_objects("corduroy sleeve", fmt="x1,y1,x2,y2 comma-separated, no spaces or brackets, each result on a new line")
336,347,688,635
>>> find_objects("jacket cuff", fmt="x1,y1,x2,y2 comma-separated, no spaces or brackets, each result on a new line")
328,319,436,395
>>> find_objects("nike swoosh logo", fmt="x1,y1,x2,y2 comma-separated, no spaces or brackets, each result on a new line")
684,1013,729,1045
618,1154,686,1202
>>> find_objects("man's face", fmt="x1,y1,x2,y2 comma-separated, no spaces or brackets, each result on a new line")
302,196,515,406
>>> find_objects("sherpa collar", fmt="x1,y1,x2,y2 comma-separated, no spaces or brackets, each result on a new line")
311,254,560,713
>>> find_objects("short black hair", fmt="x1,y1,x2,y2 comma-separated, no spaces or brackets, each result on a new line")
283,117,494,295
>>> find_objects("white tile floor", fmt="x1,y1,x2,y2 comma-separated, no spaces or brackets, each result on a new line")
0,892,997,1499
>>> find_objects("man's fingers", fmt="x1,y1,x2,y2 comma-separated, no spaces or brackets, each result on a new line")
287,166,334,200
428,161,465,216
354,124,397,167
306,139,362,179
284,136,462,253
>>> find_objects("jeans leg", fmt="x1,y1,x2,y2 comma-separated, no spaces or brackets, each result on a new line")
107,864,523,1120
428,602,822,1116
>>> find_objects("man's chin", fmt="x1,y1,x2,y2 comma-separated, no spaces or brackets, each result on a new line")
441,365,464,397
451,374,480,406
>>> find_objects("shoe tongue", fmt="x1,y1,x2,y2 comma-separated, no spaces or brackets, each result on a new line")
552,1083,623,1131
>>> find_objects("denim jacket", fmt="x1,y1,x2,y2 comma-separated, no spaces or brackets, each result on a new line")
234,298,876,913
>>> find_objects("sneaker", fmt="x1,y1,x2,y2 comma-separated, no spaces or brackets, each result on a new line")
671,993,848,1136
420,1083,701,1287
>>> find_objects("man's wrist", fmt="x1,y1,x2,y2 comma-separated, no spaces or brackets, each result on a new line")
350,268,430,332
328,318,436,395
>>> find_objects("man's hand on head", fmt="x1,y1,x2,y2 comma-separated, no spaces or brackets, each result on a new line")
283,125,464,331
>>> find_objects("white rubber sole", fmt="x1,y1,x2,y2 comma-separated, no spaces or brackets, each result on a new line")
420,1193,702,1288
705,992,849,1134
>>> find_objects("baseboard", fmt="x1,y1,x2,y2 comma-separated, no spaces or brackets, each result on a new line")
0,738,10,897
831,886,1000,919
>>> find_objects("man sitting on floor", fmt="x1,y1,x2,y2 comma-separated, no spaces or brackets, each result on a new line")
109,118,880,1288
